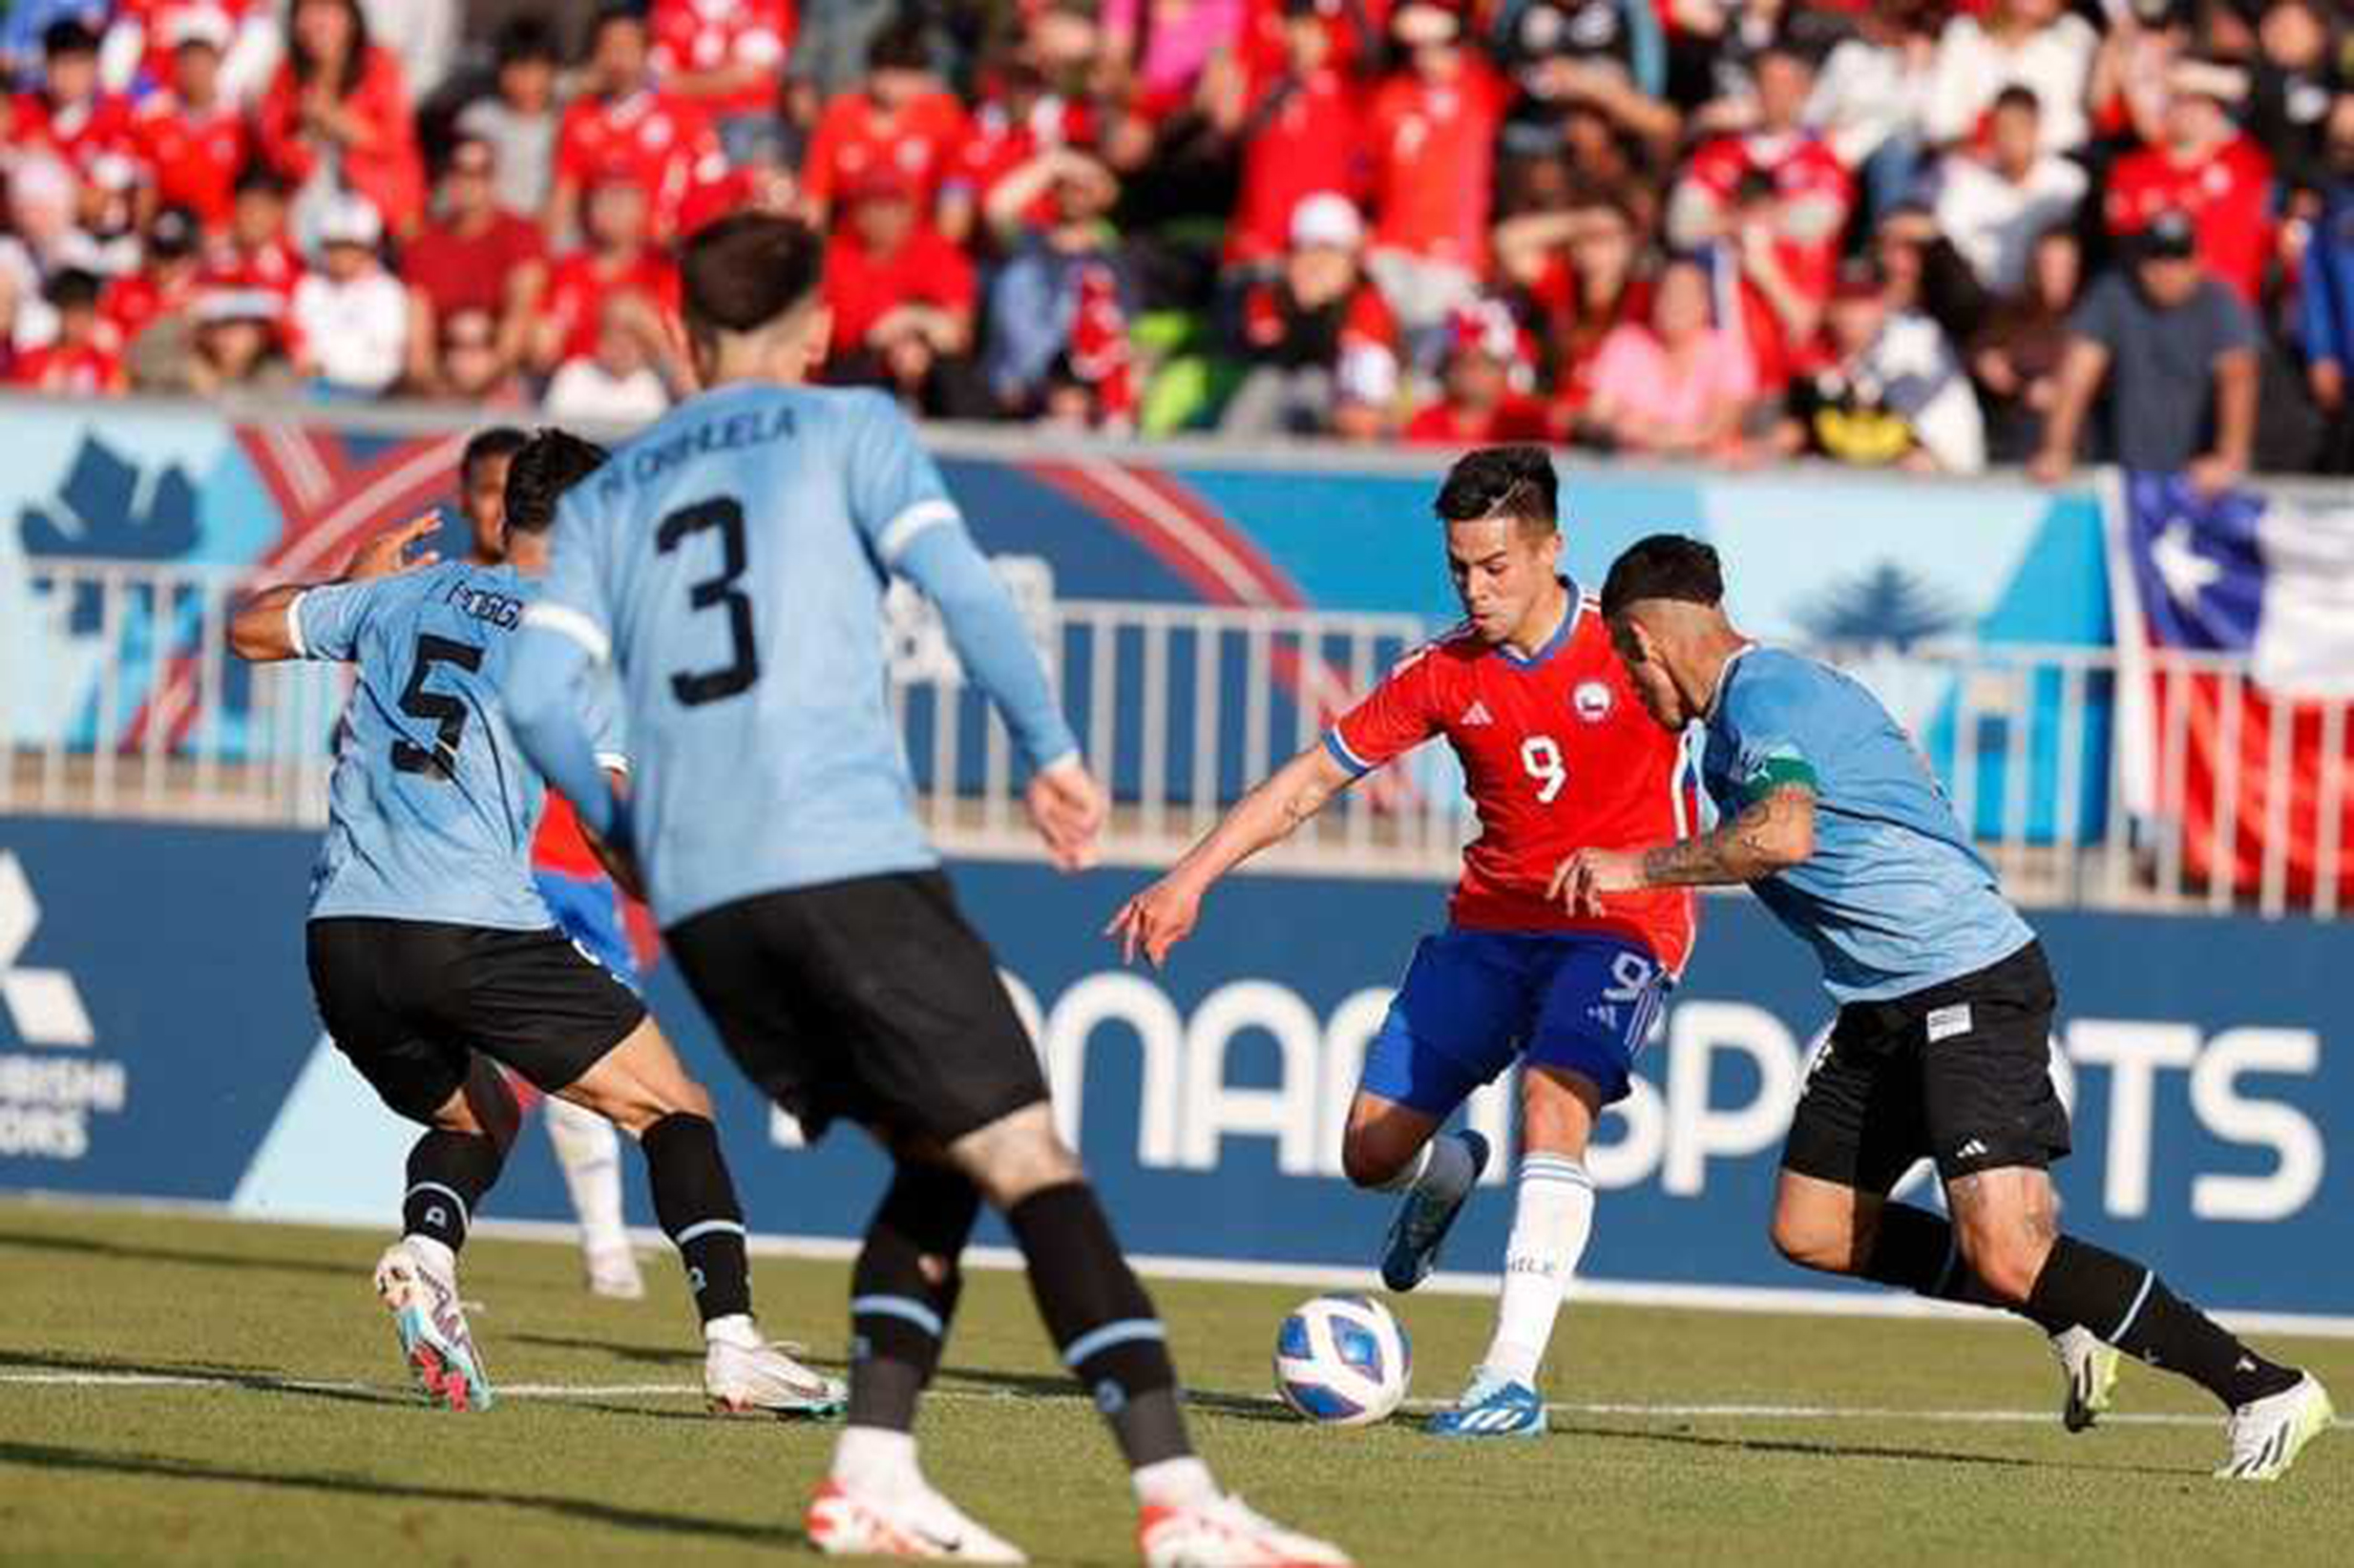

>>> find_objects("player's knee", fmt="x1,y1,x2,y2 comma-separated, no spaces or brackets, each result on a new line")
950,1103,1083,1209
1340,1134,1408,1191
1954,1224,2048,1306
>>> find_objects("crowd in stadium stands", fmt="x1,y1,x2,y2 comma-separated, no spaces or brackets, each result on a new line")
8,0,2354,478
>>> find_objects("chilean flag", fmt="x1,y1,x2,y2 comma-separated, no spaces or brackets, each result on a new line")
2108,473,2354,907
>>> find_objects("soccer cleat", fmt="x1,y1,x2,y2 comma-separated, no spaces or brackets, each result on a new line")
1424,1369,1546,1439
1378,1130,1490,1293
706,1337,847,1418
806,1478,1027,1561
583,1244,646,1301
373,1242,494,1411
1137,1494,1353,1568
2216,1372,2334,1481
2050,1326,2120,1432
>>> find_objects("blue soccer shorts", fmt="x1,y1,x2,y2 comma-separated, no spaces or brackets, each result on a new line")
534,868,640,992
1358,928,1670,1116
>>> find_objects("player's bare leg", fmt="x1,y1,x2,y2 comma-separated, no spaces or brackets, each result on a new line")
1429,1067,1599,1439
559,1018,842,1416
376,1055,518,1411
1343,1093,1488,1293
809,1103,1349,1565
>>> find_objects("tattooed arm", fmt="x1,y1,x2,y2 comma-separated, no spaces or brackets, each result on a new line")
1548,784,1817,913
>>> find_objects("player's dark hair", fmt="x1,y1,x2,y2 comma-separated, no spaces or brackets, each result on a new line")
43,18,100,58
287,0,369,98
503,429,610,536
1434,446,1558,535
460,426,530,488
1601,533,1725,617
44,268,103,312
1993,84,2041,116
680,212,827,345
590,1,650,49
494,14,559,68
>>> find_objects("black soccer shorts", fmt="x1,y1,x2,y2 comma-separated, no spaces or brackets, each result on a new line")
305,917,647,1123
662,870,1050,1146
1781,940,2072,1192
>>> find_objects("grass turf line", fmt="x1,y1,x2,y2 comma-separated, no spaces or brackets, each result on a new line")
0,1201,2345,1566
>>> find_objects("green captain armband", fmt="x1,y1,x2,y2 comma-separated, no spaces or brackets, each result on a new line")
1740,749,1818,805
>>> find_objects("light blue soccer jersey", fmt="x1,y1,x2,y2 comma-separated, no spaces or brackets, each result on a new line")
526,384,1080,928
1700,646,2033,1003
297,561,623,930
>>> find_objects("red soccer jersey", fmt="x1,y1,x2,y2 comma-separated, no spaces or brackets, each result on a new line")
822,225,976,357
1366,59,1504,270
1680,131,1852,283
2105,135,2275,306
112,0,265,95
651,0,794,117
802,89,972,214
1401,397,1551,447
134,94,248,233
554,87,727,240
1326,595,1697,970
542,249,681,364
1228,66,1367,266
12,341,128,396
532,789,607,879
13,92,138,182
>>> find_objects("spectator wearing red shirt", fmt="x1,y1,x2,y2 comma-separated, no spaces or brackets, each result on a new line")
2105,56,2276,307
1493,194,1653,430
13,20,138,191
530,178,684,384
822,166,987,419
255,0,425,240
945,49,1106,249
1402,298,1549,445
104,1,275,104
13,269,127,395
651,0,793,154
401,135,547,396
1220,191,1399,436
1667,39,1849,306
1364,1,1505,348
132,11,248,236
1238,0,1388,88
1210,0,1369,271
801,15,973,226
549,4,728,245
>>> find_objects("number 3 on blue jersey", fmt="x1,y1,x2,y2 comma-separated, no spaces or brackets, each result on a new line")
658,496,759,705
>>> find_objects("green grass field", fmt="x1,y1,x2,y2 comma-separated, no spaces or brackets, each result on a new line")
1,1199,2346,1566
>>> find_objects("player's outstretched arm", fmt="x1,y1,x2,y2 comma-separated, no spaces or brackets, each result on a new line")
225,513,442,662
503,624,627,847
1550,784,1817,914
1105,742,1355,968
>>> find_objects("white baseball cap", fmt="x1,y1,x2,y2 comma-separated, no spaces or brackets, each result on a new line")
316,192,383,249
1290,192,1364,252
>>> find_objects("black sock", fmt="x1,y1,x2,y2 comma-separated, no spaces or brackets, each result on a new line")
849,1163,982,1432
641,1113,752,1323
2028,1236,2300,1408
1861,1202,2073,1335
1005,1181,1191,1470
402,1129,504,1251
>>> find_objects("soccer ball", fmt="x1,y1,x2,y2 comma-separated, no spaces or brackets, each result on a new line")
1272,1293,1411,1426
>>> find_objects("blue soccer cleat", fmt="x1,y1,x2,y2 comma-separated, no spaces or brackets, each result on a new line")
1379,1129,1489,1293
1425,1369,1547,1440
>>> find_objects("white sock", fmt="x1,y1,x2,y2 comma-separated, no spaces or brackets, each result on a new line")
832,1425,923,1499
1130,1455,1218,1510
544,1096,629,1258
1479,1154,1595,1388
704,1311,761,1349
1373,1132,1475,1198
402,1233,456,1281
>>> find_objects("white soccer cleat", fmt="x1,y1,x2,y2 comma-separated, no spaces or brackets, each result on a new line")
373,1242,493,1411
2217,1371,2334,1481
583,1244,646,1300
1137,1494,1353,1568
2049,1326,2119,1432
805,1479,1028,1561
705,1337,847,1418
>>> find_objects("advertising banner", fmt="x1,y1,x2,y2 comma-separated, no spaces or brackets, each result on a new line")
2,815,2342,1324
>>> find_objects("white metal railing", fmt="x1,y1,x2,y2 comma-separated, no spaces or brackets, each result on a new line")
6,558,2350,916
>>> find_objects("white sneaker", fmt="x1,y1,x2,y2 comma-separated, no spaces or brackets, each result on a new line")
2049,1327,2119,1432
2217,1371,2334,1480
705,1337,846,1417
583,1244,645,1300
1137,1494,1353,1568
373,1242,493,1411
806,1478,1027,1561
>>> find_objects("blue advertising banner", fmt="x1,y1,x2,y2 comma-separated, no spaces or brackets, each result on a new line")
1,816,2343,1323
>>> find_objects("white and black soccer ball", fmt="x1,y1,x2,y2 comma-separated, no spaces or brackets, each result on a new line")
1272,1293,1411,1426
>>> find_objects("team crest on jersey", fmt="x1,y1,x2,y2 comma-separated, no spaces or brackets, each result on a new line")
1572,680,1613,722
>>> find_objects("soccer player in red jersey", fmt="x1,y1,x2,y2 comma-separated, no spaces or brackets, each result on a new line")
1111,446,1694,1439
